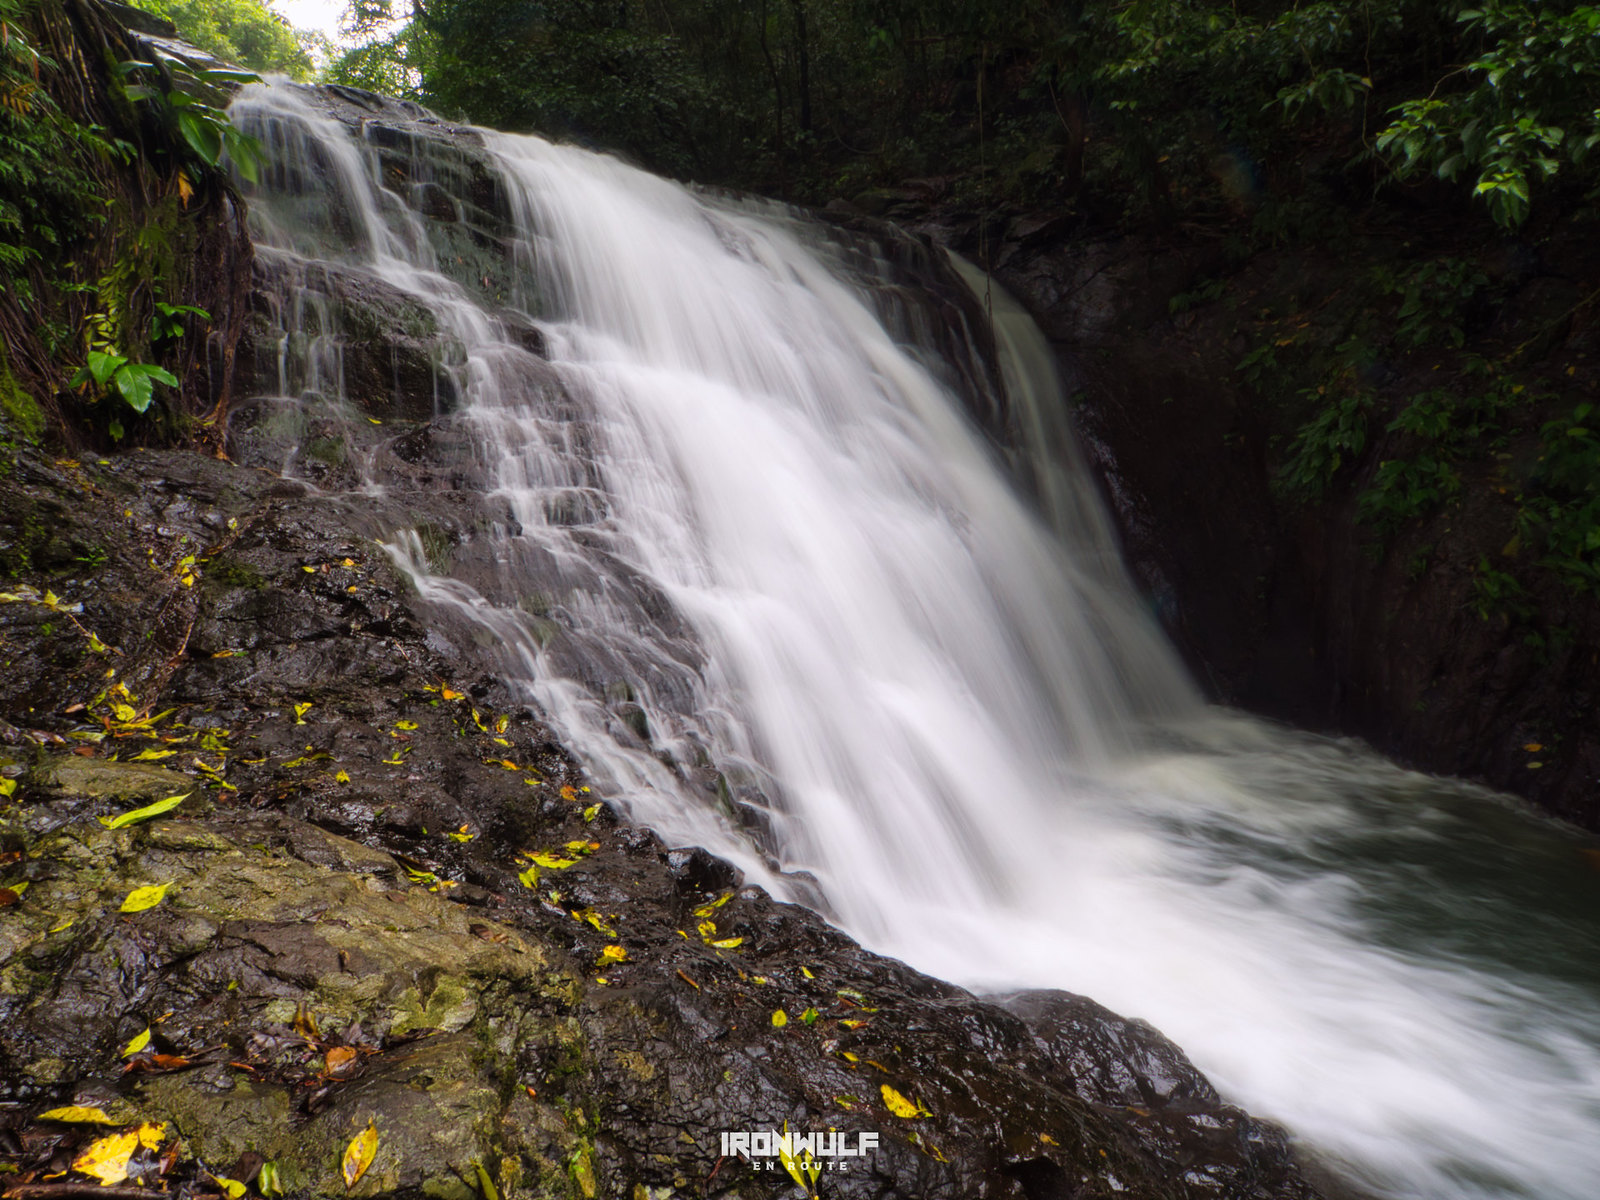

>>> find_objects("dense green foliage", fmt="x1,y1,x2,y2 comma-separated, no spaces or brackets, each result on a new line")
326,0,1600,226
131,0,317,79
0,0,256,444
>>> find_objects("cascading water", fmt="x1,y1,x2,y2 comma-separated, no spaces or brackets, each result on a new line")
232,82,1600,1200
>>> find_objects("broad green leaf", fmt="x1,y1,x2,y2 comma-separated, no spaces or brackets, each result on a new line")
177,109,222,164
86,349,125,385
120,882,173,913
224,127,263,183
100,792,189,829
114,365,154,413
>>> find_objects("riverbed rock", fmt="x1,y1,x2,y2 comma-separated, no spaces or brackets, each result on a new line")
0,441,1324,1198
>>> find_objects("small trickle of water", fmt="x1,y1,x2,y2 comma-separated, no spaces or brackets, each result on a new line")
232,81,1600,1200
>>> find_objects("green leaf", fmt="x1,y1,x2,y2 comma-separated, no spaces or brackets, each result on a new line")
224,127,264,183
99,792,190,829
472,1160,500,1200
258,1162,283,1199
112,363,178,413
199,67,264,85
176,110,223,164
113,366,153,413
86,349,125,386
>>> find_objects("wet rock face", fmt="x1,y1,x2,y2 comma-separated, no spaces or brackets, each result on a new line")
0,443,1323,1198
968,225,1600,831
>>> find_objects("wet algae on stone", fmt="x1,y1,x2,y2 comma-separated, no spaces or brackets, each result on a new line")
0,441,1324,1199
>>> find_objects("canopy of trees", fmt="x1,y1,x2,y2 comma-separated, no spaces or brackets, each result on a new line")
132,0,319,79
318,0,1598,232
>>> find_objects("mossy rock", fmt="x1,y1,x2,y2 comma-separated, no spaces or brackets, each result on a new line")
0,812,596,1199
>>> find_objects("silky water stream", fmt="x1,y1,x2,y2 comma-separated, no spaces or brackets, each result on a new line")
231,82,1600,1200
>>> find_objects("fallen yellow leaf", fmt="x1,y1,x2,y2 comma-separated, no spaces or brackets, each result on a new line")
599,944,629,964
343,1121,378,1189
73,1130,139,1184
122,1027,152,1057
771,1009,788,1028
881,1083,930,1118
100,793,189,829
527,852,581,869
120,882,172,913
39,1106,116,1124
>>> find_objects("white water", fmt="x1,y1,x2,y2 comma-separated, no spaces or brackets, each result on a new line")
234,83,1600,1200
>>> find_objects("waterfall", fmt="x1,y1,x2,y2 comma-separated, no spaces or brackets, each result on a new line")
232,82,1600,1200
